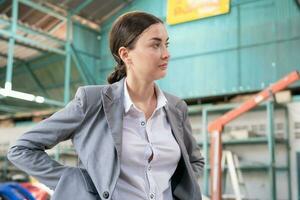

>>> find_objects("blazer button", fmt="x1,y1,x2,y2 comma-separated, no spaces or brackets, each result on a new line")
102,191,109,199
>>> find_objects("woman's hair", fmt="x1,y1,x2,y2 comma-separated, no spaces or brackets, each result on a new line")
107,11,163,84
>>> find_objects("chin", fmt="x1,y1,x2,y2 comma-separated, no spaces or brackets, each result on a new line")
154,72,167,80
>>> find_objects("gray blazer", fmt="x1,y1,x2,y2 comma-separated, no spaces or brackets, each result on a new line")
7,78,204,200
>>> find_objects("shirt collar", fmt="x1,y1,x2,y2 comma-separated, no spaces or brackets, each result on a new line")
123,78,168,114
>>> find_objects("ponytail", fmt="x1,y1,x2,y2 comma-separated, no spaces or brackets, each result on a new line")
107,64,126,84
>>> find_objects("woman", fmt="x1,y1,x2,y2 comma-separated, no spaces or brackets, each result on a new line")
7,11,204,200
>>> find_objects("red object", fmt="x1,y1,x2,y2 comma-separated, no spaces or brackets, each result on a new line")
208,71,300,200
20,182,49,200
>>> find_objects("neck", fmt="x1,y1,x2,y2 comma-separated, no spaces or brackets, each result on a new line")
126,75,156,104
125,74,158,120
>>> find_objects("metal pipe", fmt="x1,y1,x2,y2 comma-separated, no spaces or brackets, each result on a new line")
71,47,89,85
266,100,276,200
0,17,65,45
202,108,210,196
210,130,222,200
0,29,66,55
18,0,65,21
284,107,292,200
5,0,18,90
71,0,93,15
64,14,72,104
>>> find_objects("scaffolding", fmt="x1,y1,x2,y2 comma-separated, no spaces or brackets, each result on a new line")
0,0,96,109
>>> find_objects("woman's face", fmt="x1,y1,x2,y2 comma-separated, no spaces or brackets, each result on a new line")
126,23,170,82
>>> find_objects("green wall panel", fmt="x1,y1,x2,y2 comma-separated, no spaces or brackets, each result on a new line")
97,0,300,99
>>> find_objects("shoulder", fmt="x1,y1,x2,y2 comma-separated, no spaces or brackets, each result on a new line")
75,85,109,111
163,91,188,112
78,85,108,96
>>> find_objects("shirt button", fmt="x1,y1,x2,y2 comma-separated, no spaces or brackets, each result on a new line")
150,193,155,199
141,121,146,126
102,191,109,199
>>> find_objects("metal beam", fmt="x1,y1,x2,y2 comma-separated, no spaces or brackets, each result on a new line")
0,105,22,113
202,109,209,196
0,17,65,45
72,46,101,60
64,14,72,104
43,79,82,90
24,63,50,98
266,101,276,200
44,2,100,32
71,46,97,84
0,50,25,62
5,0,18,90
0,104,31,113
18,0,65,21
0,54,65,80
0,36,47,64
71,47,89,85
71,0,93,15
1,55,50,98
0,29,66,55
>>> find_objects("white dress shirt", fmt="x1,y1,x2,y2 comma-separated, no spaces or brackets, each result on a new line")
112,79,181,200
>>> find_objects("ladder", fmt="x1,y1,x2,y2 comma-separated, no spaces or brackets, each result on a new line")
221,151,247,200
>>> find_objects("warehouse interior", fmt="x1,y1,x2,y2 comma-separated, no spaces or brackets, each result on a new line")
0,0,300,199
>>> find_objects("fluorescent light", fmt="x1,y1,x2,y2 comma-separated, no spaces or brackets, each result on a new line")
8,90,35,101
5,82,12,90
0,87,8,96
0,87,35,102
35,96,45,103
0,87,62,106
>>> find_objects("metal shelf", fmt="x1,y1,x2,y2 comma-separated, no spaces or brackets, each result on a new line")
200,100,291,200
198,137,288,146
206,165,288,171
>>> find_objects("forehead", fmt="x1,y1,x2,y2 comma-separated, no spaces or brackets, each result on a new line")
138,23,168,41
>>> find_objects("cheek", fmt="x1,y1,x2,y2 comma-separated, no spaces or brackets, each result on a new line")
134,51,157,67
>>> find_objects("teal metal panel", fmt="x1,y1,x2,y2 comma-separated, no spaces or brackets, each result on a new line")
240,0,276,46
158,50,239,98
167,8,238,59
240,43,277,90
277,39,300,80
73,22,101,84
96,0,300,99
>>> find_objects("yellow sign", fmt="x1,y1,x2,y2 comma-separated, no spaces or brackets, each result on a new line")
167,0,231,25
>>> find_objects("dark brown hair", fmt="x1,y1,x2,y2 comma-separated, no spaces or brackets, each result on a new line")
107,11,163,84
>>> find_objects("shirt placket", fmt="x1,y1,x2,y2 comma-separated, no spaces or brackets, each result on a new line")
141,116,157,200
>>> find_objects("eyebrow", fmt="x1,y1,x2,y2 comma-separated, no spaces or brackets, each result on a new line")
150,37,169,42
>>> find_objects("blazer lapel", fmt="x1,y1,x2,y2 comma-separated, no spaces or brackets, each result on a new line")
164,104,184,144
102,79,125,158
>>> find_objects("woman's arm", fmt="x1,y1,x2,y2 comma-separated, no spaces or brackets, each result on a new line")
7,87,86,190
180,101,205,179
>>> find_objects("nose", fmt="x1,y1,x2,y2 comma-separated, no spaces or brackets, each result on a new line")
161,46,170,60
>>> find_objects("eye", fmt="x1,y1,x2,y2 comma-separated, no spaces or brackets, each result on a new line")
153,43,160,48
165,42,169,48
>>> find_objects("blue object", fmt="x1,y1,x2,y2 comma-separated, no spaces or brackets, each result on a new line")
0,182,35,200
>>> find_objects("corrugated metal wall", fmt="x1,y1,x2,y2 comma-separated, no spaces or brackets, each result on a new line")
97,0,300,99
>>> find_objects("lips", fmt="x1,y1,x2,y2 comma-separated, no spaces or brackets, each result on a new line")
159,63,168,68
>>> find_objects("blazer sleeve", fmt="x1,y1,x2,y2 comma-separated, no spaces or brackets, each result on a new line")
180,101,205,179
7,87,87,190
